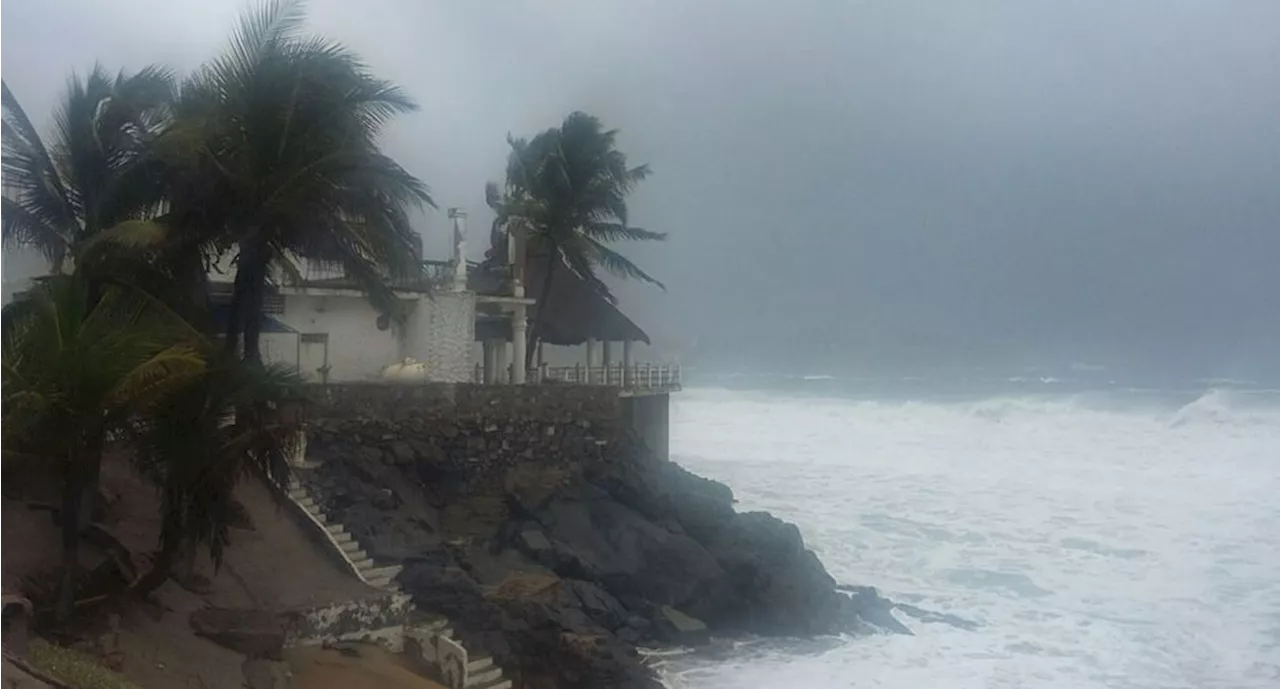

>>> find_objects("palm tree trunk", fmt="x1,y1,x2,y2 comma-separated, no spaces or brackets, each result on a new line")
225,267,248,356
76,434,103,531
231,238,268,364
243,268,266,364
56,450,85,622
525,251,557,369
132,531,179,598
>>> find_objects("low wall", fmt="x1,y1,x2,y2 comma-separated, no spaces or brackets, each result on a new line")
284,593,415,650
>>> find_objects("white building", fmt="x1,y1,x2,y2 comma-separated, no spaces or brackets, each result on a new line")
212,209,533,384
2,209,679,391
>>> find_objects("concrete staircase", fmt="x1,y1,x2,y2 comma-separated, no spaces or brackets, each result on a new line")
283,478,511,689
285,480,404,591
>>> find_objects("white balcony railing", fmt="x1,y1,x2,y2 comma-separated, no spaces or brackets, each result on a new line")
540,363,681,390
471,363,682,391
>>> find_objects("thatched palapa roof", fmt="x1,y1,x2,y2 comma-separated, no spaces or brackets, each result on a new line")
470,244,650,346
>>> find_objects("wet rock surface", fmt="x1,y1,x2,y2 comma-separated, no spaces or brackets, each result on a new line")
297,386,903,688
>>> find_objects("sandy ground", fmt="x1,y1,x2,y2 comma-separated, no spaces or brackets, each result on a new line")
5,457,384,688
286,645,447,689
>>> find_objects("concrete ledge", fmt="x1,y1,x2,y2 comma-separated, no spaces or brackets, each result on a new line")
285,594,415,651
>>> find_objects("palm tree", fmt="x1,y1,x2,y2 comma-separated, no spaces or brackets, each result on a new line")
1,66,174,274
1,273,205,620
486,112,666,367
129,351,304,596
162,0,432,362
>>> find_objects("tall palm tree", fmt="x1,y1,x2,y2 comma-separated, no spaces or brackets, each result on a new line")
1,66,174,274
487,112,666,367
1,273,205,620
163,0,432,362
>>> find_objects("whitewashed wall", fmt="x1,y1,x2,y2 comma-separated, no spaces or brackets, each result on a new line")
276,294,404,382
275,291,477,383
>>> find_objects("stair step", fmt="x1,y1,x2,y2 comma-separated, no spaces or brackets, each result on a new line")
330,531,353,544
467,656,493,673
287,488,307,500
471,679,511,689
338,539,363,553
297,497,316,509
362,564,402,580
466,667,503,687
351,557,374,570
324,523,346,535
344,547,368,561
366,575,392,588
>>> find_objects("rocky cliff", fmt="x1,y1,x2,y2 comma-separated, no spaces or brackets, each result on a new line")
296,385,900,688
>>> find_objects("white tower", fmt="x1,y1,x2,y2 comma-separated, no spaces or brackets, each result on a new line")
447,208,468,292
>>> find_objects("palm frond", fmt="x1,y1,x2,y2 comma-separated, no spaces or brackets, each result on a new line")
105,345,206,410
576,234,665,289
581,222,668,243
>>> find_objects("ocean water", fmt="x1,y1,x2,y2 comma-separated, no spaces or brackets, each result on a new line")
659,379,1280,688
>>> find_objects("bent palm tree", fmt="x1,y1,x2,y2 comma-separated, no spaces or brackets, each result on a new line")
1,66,174,273
166,0,432,362
1,273,205,620
487,112,666,367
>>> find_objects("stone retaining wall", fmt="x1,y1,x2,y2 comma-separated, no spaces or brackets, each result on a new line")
305,383,622,422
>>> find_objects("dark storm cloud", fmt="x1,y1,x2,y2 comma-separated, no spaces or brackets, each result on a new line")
5,1,1279,375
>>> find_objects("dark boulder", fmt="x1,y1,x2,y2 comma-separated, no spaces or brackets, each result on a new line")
656,605,710,646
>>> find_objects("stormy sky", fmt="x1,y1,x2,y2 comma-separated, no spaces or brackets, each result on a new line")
4,1,1279,377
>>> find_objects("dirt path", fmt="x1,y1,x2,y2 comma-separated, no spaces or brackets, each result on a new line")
286,645,446,689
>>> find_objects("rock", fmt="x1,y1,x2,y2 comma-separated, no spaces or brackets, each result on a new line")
564,579,628,631
388,441,416,464
657,605,709,646
461,547,555,587
242,658,292,689
0,589,31,653
295,393,885,688
189,607,285,659
533,494,727,609
441,497,509,539
491,571,562,602
520,529,551,552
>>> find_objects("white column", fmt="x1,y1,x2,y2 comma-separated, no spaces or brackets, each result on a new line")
511,305,527,384
448,208,468,292
602,341,615,385
586,335,599,384
623,340,634,387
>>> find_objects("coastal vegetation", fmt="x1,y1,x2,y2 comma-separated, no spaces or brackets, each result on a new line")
486,112,666,367
1,0,663,628
1,0,420,624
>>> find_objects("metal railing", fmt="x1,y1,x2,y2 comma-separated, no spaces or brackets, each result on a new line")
470,362,682,391
540,363,681,390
